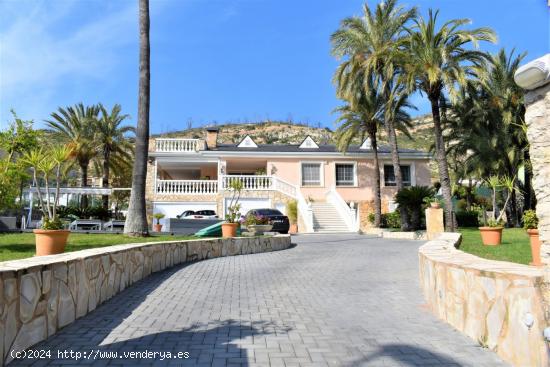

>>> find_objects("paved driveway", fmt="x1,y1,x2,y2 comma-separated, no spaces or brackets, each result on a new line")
13,234,507,366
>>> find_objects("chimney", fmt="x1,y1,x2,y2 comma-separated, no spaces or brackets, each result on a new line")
205,127,219,149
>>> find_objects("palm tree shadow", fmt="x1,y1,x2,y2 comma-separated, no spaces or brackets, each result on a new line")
11,262,291,366
346,343,468,366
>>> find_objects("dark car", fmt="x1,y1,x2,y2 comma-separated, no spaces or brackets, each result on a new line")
245,208,289,234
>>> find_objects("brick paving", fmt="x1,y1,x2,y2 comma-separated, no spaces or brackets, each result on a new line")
12,234,507,366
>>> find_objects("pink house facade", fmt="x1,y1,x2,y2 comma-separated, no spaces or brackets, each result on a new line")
146,128,431,232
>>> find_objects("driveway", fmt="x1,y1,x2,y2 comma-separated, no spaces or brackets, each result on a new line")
12,234,507,366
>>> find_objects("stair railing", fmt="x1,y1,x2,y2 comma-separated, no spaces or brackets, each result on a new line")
325,186,358,232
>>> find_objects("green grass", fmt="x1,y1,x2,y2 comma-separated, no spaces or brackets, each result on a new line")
458,228,532,265
0,233,195,262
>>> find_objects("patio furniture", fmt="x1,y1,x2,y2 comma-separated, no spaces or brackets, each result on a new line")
69,219,102,231
103,220,126,231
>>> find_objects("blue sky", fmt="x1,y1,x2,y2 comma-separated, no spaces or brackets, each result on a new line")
0,0,548,133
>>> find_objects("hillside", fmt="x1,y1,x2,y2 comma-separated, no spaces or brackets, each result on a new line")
155,116,434,152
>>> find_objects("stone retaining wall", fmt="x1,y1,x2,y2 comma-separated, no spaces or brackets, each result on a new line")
0,235,291,365
419,233,549,366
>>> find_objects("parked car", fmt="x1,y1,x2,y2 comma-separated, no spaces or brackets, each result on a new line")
244,208,289,234
177,210,218,219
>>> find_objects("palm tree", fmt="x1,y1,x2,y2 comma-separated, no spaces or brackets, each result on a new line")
394,185,435,230
124,0,150,236
402,10,496,231
331,0,417,230
447,49,527,226
46,103,100,208
95,104,134,210
334,82,384,226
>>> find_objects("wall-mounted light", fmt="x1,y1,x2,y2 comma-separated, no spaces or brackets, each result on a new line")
514,54,550,90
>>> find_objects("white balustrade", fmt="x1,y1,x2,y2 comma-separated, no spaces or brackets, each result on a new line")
326,186,357,231
273,177,297,198
221,175,273,191
156,180,218,195
155,139,201,152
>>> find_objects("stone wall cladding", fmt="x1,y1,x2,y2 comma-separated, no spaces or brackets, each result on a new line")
419,233,549,366
0,235,291,365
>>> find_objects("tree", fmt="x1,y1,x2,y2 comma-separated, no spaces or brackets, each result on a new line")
402,9,496,231
0,111,41,208
95,104,134,210
124,0,151,236
446,49,527,226
46,103,100,208
331,0,417,230
333,81,384,227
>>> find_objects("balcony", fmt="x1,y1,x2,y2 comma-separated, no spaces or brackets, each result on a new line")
154,138,203,153
155,175,297,197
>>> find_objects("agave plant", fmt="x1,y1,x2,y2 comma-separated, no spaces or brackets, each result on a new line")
395,186,436,230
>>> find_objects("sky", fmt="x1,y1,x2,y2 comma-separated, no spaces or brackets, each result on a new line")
0,0,548,134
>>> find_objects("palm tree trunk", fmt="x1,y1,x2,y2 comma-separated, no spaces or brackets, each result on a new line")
124,0,150,236
384,118,410,230
370,130,382,227
80,163,88,209
429,96,455,231
524,150,533,210
102,149,110,210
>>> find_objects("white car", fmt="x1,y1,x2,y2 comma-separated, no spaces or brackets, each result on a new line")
176,210,218,219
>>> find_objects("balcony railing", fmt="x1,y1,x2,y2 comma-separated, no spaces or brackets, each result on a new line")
154,175,298,198
155,138,202,152
156,180,218,195
221,175,273,191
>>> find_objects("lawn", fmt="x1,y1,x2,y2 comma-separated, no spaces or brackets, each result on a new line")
458,227,532,265
0,233,195,262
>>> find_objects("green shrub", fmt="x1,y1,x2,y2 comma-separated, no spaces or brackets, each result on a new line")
42,216,64,230
286,200,297,224
381,211,401,229
367,212,375,224
522,210,538,230
455,211,479,227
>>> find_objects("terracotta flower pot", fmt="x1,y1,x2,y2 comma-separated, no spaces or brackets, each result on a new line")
479,226,503,246
221,223,239,238
527,229,542,266
153,224,163,232
33,229,70,256
289,223,298,234
430,202,441,209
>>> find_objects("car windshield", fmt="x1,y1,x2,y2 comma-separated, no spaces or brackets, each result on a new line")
255,209,283,216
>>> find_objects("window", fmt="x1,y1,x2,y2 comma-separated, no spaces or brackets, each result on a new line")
335,163,355,186
384,165,411,186
301,163,322,186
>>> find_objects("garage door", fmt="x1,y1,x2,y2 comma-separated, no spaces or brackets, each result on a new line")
224,198,271,217
153,202,217,229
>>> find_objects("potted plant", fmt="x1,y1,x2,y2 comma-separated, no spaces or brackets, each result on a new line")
523,210,541,266
243,214,272,235
152,212,165,232
222,178,243,238
23,146,72,256
286,200,298,234
479,175,516,246
423,196,443,209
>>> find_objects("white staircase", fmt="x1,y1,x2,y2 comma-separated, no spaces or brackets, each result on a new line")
311,202,352,232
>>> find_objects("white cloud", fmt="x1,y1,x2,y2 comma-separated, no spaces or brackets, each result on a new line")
0,0,144,126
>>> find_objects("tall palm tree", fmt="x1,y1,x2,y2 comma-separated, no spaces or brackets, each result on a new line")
331,0,417,230
334,82,384,226
95,104,134,210
124,0,150,236
46,103,100,208
402,10,496,231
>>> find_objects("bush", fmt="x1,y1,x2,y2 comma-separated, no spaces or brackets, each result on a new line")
367,212,375,224
455,210,479,227
523,210,538,230
286,200,297,224
381,211,401,229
